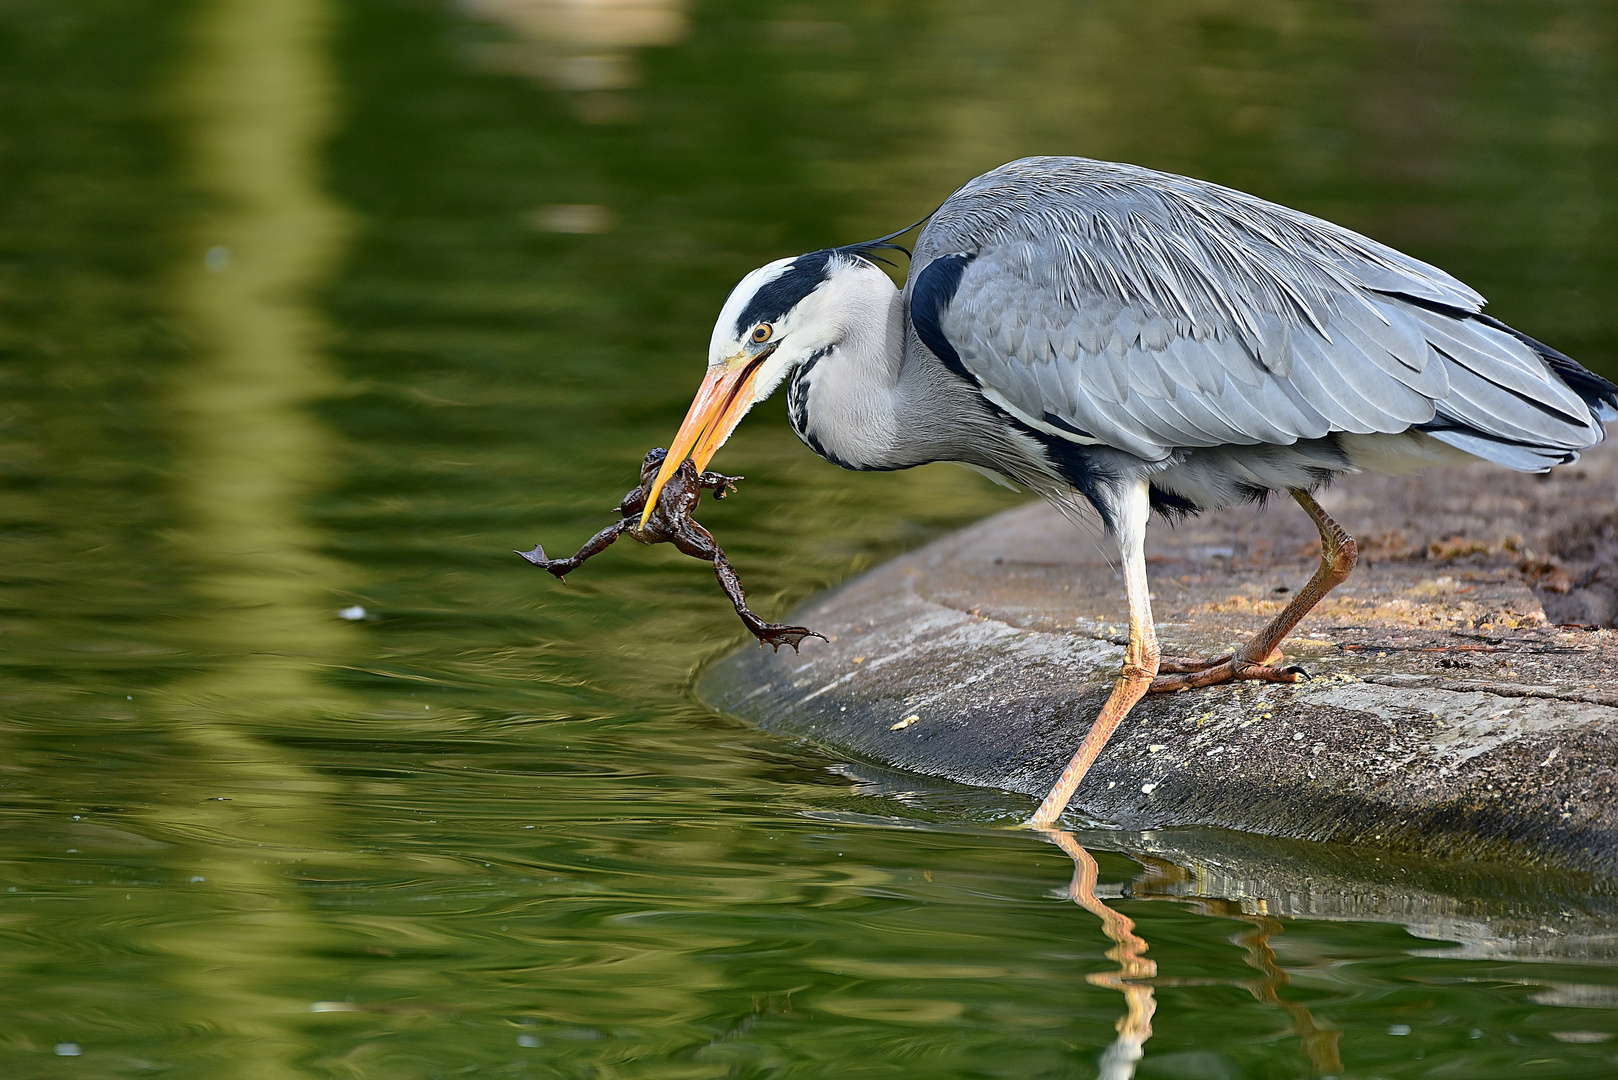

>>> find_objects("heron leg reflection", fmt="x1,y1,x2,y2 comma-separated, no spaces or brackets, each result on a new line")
1234,916,1343,1074
1045,831,1156,1080
1111,863,1344,1075
1149,489,1357,693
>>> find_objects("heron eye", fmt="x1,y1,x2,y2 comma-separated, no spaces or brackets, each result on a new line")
751,324,773,344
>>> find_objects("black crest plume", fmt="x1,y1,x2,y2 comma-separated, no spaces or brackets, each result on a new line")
832,208,935,267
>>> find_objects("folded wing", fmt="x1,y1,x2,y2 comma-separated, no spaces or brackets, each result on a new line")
906,157,1612,470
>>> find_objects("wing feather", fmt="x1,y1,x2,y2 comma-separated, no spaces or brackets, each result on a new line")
1308,317,1442,419
1162,341,1264,443
1202,360,1322,441
1432,363,1585,446
1408,309,1588,422
1342,296,1432,374
1279,332,1384,434
1125,371,1223,445
1205,331,1266,388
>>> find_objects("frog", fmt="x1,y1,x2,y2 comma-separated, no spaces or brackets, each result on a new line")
518,447,825,652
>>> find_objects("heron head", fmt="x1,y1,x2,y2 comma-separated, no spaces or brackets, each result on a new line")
641,250,895,523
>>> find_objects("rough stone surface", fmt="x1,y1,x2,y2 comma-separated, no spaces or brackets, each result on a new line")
701,446,1618,875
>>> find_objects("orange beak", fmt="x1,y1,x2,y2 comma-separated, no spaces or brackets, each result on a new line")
640,348,772,527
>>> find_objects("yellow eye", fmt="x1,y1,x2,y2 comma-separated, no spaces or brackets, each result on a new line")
751,324,773,344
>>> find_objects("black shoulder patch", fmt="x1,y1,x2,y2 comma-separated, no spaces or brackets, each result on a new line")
1015,423,1122,533
910,252,976,382
734,251,835,337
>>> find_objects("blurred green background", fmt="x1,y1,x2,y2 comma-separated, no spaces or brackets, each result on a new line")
0,0,1615,1077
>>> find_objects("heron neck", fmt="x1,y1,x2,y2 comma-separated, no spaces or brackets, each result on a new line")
791,283,908,470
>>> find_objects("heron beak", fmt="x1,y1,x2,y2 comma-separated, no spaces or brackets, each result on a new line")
641,347,773,526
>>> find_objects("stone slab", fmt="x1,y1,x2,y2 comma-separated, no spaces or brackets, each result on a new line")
701,447,1618,875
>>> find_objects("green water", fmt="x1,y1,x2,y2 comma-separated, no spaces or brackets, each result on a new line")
3,0,1618,1076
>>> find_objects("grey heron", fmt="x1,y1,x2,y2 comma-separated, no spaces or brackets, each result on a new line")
643,156,1618,828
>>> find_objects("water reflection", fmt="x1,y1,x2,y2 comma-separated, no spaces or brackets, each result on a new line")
160,0,355,1072
460,0,688,121
1050,829,1341,1077
0,0,1615,1074
1046,830,1157,1079
1231,914,1344,1073
173,0,351,685
1043,820,1618,1070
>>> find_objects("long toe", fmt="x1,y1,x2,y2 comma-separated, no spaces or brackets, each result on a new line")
1148,653,1300,694
1156,653,1232,674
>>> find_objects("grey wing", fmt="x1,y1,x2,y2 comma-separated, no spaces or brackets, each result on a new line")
906,157,1608,468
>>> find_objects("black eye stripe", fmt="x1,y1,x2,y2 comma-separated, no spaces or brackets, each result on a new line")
733,251,835,338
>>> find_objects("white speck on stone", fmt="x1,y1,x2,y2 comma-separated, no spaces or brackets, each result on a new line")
891,714,920,731
1147,744,1166,754
338,605,367,620
1293,732,1305,741
1140,783,1157,794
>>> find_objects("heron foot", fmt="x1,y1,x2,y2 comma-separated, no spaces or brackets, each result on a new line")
1148,649,1306,693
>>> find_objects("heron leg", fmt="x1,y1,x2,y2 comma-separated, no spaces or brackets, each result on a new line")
1031,480,1160,829
1148,489,1358,694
